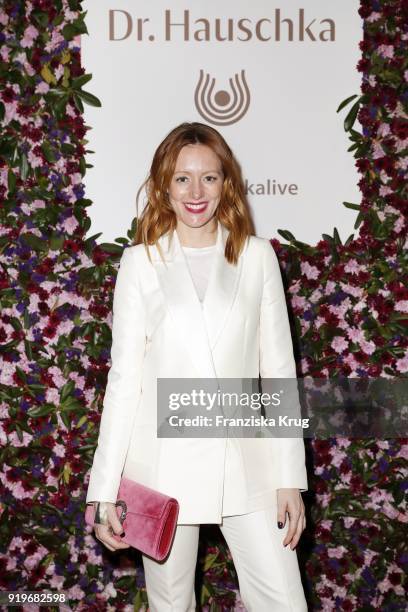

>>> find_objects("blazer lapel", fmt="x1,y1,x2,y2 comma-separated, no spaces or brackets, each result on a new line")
202,223,244,351
151,221,245,379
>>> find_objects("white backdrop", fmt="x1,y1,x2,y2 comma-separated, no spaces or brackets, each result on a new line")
81,0,362,244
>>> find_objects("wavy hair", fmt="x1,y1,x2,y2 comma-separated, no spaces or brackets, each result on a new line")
133,122,254,265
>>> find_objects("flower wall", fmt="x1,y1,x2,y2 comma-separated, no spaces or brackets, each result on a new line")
0,0,406,610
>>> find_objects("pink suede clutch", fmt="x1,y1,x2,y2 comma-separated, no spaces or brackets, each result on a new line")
85,477,179,561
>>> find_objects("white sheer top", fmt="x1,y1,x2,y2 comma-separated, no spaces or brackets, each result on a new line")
182,244,216,303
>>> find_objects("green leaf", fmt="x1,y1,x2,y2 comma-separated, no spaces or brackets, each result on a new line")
71,74,93,89
41,142,58,163
7,169,16,194
21,233,49,252
60,397,82,412
20,152,29,181
27,404,55,418
15,365,26,381
277,229,296,242
336,94,358,113
333,227,342,245
75,89,102,107
76,415,88,429
99,242,123,255
203,552,219,571
72,92,84,113
15,423,24,443
354,211,364,230
50,234,64,250
60,411,71,429
61,143,76,155
41,64,57,85
24,339,33,361
0,138,15,157
344,100,361,132
343,201,361,211
61,24,77,39
60,380,75,403
32,10,49,28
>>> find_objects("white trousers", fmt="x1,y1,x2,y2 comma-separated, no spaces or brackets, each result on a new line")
142,503,308,612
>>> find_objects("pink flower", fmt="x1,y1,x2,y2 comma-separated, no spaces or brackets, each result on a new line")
45,387,60,404
372,142,385,159
7,430,33,447
327,545,347,559
331,336,349,353
396,156,408,170
291,295,307,309
0,45,10,61
35,81,50,94
393,217,405,233
62,215,79,233
377,122,390,137
344,259,366,275
48,366,66,387
4,100,19,125
67,585,86,600
49,574,65,589
300,261,320,280
377,44,394,59
24,544,48,570
347,327,365,343
314,316,326,330
366,11,381,22
21,25,39,48
0,10,9,25
54,64,65,81
71,172,83,185
27,148,43,168
324,280,337,295
396,354,408,373
44,30,65,52
0,361,16,385
0,476,31,500
395,300,408,313
379,185,394,196
360,340,376,355
342,354,358,371
53,443,66,458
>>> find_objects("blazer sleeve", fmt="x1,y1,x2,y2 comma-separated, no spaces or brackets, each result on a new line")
259,240,308,491
86,246,146,503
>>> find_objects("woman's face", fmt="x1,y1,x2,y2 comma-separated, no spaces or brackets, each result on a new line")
167,143,224,230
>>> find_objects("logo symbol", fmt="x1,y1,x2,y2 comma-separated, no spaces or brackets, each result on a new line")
194,69,250,126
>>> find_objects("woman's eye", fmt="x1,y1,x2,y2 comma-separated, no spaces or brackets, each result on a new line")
175,175,217,183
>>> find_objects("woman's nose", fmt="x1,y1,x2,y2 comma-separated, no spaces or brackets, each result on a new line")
190,179,203,200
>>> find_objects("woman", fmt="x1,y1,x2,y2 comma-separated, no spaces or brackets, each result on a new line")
86,122,309,611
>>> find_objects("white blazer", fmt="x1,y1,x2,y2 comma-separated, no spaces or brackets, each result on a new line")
86,221,308,523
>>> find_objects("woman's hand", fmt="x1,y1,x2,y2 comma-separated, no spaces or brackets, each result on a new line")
93,502,130,552
276,488,306,550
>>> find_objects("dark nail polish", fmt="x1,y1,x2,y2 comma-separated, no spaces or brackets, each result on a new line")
120,532,125,537
278,521,283,529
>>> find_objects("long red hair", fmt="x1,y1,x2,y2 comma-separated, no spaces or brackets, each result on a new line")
133,122,254,264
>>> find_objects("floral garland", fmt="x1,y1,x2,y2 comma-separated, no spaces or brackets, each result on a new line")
273,0,407,608
0,0,406,610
